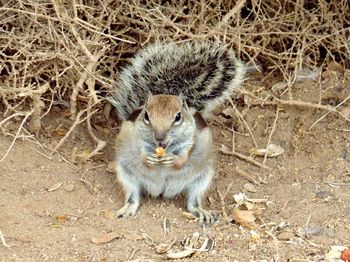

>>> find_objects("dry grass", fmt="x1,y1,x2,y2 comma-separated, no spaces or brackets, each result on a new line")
0,0,349,160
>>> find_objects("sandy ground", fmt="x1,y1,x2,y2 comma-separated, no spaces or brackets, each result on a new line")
1,74,350,261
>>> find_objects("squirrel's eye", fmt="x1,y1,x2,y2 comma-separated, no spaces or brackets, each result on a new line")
174,112,181,123
144,111,150,124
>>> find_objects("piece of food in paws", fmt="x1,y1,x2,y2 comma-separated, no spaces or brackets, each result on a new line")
155,147,166,158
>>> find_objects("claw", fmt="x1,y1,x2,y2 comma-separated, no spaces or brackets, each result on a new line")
188,206,217,225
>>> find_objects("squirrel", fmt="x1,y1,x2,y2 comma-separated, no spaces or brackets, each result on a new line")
110,42,246,224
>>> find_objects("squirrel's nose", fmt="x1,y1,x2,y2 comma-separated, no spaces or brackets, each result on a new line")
155,131,166,141
154,131,167,147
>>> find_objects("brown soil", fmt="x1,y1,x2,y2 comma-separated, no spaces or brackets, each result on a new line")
1,77,350,261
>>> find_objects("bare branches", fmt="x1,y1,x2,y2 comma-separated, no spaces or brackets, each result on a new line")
0,1,349,162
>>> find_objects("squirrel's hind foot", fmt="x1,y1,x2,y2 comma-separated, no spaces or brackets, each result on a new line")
189,206,217,225
116,202,138,218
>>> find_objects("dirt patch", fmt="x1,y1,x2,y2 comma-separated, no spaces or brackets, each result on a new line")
1,75,350,261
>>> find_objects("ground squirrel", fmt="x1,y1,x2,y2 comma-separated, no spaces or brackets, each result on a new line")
111,42,245,224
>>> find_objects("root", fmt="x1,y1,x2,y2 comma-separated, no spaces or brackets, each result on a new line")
220,146,272,170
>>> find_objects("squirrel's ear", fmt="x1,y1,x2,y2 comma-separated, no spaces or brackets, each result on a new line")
193,111,208,130
127,107,143,122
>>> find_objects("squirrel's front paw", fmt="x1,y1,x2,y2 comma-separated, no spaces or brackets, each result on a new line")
144,153,176,167
144,153,161,166
116,202,138,218
159,153,176,166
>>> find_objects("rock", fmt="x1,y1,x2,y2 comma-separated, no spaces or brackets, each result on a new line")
106,162,115,173
304,226,322,236
315,191,334,199
277,231,294,241
266,201,276,210
64,183,75,192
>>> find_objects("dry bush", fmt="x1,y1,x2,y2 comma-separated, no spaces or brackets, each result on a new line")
0,0,349,159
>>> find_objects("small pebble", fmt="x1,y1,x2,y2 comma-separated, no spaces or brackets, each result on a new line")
266,200,276,210
323,228,335,238
304,226,322,236
64,183,75,192
315,191,334,199
106,162,115,173
277,231,294,241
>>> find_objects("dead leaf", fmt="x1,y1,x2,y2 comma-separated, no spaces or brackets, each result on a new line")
271,82,288,94
166,249,195,259
77,149,91,160
250,230,260,240
98,210,116,220
241,202,255,211
233,192,267,205
91,231,121,244
53,129,66,137
188,232,200,248
155,239,176,254
46,182,63,192
193,237,210,258
325,245,347,260
205,238,215,252
233,192,246,205
341,247,350,261
56,214,68,223
243,183,257,193
231,208,258,229
181,212,197,221
250,144,284,158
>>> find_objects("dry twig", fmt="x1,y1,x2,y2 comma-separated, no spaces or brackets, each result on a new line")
0,230,11,248
220,145,271,170
263,108,280,164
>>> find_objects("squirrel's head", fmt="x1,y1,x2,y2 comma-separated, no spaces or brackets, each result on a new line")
129,94,196,149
